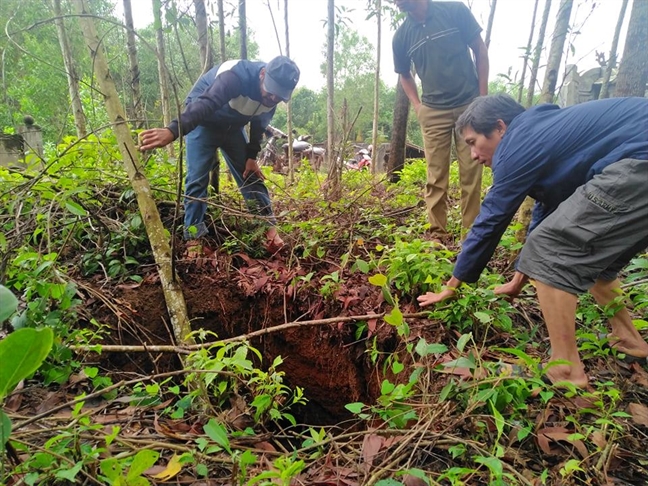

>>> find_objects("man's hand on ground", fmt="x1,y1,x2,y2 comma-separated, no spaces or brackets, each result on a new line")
139,128,174,151
243,158,265,180
417,288,456,307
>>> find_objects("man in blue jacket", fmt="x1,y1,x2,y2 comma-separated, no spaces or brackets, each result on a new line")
418,94,648,387
139,56,300,254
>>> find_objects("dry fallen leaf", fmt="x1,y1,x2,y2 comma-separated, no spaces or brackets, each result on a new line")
361,433,385,468
5,381,24,412
147,453,182,480
402,474,429,486
589,430,607,449
536,426,588,458
628,402,648,427
630,367,648,388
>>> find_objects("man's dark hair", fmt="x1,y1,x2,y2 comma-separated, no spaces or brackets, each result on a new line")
456,94,526,136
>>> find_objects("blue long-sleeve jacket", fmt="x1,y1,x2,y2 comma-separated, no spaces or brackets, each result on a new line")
167,60,276,160
453,97,648,283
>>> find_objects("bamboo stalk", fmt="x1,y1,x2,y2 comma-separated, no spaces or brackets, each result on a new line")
72,0,193,346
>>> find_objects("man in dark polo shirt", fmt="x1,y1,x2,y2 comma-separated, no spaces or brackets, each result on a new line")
418,95,648,388
392,0,489,241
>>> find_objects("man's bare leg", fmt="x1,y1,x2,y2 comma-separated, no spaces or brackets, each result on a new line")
589,278,648,358
535,280,589,387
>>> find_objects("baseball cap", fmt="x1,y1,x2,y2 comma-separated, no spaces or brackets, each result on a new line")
263,56,300,101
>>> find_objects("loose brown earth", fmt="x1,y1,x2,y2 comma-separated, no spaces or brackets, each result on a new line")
72,239,648,484
89,244,410,425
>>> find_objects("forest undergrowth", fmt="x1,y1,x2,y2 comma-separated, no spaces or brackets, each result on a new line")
1,135,648,485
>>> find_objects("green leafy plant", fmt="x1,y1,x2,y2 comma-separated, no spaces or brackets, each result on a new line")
247,454,305,486
99,449,160,486
0,285,54,477
186,335,306,427
377,238,454,295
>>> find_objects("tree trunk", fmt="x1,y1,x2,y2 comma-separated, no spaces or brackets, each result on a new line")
285,0,295,182
72,0,193,346
517,0,539,103
173,20,193,81
239,0,247,60
599,0,628,99
371,0,381,174
387,81,409,183
123,0,145,128
152,0,174,156
614,0,648,97
526,0,552,107
52,0,86,138
325,0,337,186
539,0,573,104
217,0,227,63
194,0,213,75
484,0,497,49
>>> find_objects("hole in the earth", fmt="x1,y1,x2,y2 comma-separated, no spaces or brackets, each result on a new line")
97,281,383,426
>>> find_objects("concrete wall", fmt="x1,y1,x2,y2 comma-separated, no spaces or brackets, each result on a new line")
0,124,43,169
0,134,24,168
559,65,613,107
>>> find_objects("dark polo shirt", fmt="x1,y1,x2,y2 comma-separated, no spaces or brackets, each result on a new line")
393,1,482,109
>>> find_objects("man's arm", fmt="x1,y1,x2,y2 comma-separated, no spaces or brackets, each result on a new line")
399,72,422,113
418,137,549,307
139,71,240,151
469,35,489,96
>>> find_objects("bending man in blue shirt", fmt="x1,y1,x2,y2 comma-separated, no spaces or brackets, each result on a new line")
418,94,648,387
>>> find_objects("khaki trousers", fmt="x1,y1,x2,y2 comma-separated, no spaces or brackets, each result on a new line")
417,103,483,237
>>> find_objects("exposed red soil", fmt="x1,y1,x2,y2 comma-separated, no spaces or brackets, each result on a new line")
73,239,648,484
86,246,408,425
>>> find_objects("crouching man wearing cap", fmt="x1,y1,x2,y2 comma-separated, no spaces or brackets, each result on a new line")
139,56,300,254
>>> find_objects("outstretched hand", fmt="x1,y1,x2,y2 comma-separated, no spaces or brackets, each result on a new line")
417,288,456,307
139,128,174,151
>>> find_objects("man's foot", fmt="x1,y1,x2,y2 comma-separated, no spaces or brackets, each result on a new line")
264,227,285,254
604,333,648,360
543,362,589,389
424,232,449,247
495,362,588,389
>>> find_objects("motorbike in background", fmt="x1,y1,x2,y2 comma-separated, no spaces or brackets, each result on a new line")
344,148,371,171
258,125,287,173
283,132,326,171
